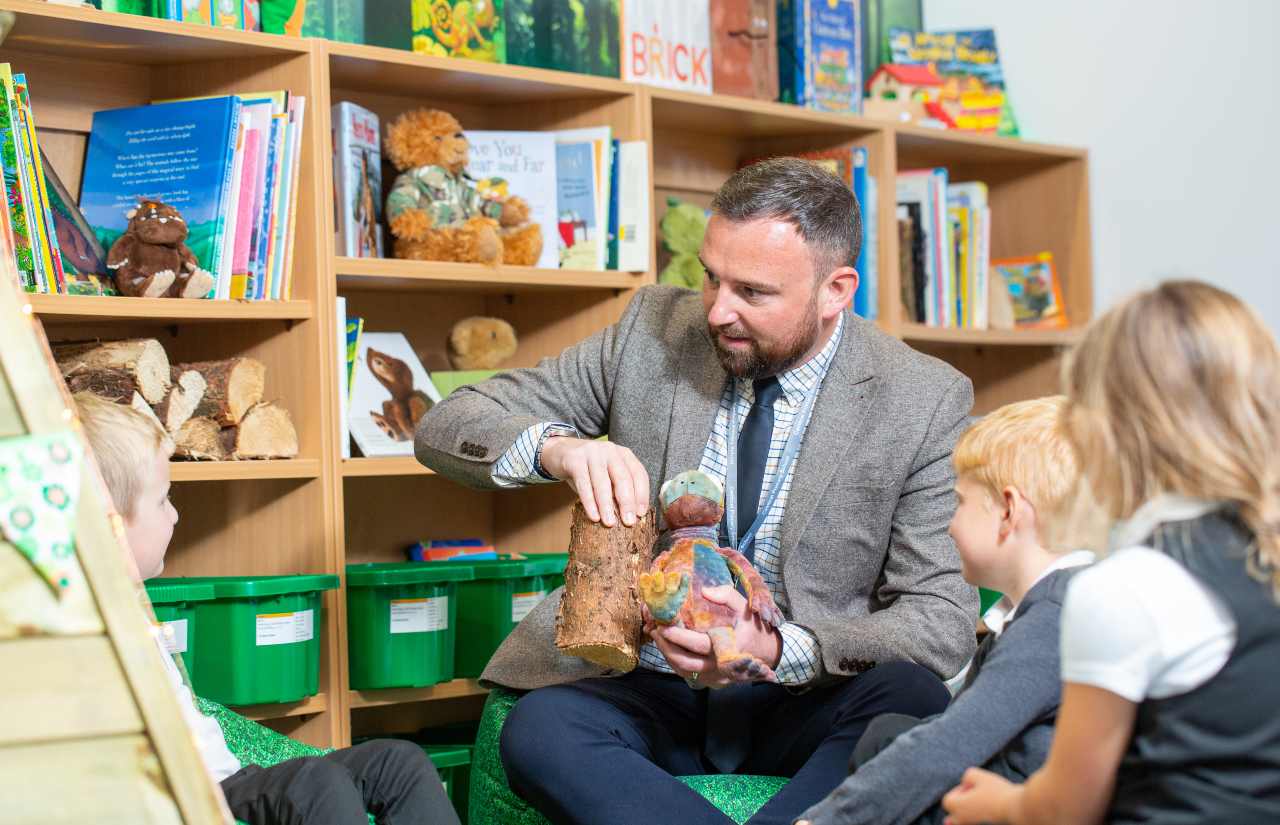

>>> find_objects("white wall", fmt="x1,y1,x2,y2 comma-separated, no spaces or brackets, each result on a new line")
924,0,1280,333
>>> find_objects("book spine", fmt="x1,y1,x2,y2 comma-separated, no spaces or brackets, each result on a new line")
277,96,306,299
606,138,620,270
262,105,290,300
852,147,869,318
207,98,242,299
332,101,355,257
616,140,651,273
864,173,878,321
253,113,283,300
0,68,37,291
230,125,260,300
15,78,67,293
6,75,51,293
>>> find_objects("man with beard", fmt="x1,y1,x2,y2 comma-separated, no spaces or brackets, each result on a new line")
415,158,978,825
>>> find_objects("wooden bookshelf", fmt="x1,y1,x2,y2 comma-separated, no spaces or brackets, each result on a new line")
9,0,1093,744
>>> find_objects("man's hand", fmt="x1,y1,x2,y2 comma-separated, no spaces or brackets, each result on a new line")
647,585,781,689
538,436,649,527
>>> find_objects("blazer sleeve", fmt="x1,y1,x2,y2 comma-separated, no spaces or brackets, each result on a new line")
799,599,1064,825
819,373,978,680
414,287,650,489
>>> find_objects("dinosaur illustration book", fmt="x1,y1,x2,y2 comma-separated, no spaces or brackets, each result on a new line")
349,331,442,456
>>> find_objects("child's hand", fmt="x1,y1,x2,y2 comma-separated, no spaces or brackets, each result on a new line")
942,767,1018,825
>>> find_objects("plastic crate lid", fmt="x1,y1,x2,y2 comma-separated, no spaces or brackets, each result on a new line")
346,562,474,587
421,744,472,768
144,579,217,604
439,554,567,580
157,575,340,598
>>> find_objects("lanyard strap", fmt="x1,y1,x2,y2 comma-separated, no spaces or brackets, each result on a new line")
724,380,821,557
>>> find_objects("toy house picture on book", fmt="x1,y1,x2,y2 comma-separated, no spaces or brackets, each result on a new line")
349,332,442,457
505,0,620,78
888,28,1018,136
333,101,384,258
465,130,558,269
621,0,712,94
778,0,862,113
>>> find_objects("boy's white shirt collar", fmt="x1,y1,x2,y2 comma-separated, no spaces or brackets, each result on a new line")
983,549,1096,635
1109,494,1223,551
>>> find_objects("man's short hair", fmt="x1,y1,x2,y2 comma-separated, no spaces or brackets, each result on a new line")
710,156,861,277
73,391,173,518
953,396,1080,550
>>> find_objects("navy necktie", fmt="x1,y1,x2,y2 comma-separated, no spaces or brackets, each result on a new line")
733,376,782,561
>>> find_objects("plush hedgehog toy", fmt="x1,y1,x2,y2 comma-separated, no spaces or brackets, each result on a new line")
106,199,215,299
638,469,785,683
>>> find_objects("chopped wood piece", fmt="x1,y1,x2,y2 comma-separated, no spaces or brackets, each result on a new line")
172,416,225,461
128,392,166,434
54,339,170,404
227,402,298,459
556,502,657,673
153,369,207,434
176,357,265,426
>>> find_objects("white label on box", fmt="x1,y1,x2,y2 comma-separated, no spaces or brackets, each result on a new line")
255,609,314,646
161,619,188,654
390,596,448,634
511,591,547,623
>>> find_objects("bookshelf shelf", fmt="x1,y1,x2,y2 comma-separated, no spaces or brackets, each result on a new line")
649,87,881,139
899,324,1084,347
235,692,330,721
27,294,314,324
341,457,436,477
169,459,323,483
335,257,647,292
893,121,1087,167
349,680,488,710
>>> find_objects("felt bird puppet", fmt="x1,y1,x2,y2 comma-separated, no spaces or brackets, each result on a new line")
638,470,785,683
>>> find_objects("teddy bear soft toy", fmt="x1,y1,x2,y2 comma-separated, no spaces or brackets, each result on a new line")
383,108,543,267
448,316,518,370
105,199,215,299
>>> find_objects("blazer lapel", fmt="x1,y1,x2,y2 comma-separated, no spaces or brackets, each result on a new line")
660,324,727,486
779,313,878,562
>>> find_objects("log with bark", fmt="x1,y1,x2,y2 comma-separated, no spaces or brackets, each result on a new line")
555,502,658,673
153,368,207,434
173,416,225,461
175,357,265,426
222,402,299,459
54,339,170,405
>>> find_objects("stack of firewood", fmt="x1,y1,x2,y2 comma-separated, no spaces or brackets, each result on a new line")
55,338,299,461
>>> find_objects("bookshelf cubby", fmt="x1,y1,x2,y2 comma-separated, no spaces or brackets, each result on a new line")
7,0,1093,746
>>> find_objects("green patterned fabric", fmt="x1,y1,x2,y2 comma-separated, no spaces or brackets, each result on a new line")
470,688,788,825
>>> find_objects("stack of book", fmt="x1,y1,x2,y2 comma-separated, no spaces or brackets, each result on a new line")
897,169,991,328
79,91,307,301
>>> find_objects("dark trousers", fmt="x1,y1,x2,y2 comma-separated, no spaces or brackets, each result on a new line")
500,663,950,825
220,739,461,825
850,713,944,825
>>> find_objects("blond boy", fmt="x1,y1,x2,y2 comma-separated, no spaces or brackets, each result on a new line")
74,392,458,825
796,396,1093,825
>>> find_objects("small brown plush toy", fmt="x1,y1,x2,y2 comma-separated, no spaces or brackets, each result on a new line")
448,316,518,370
106,199,215,299
382,108,543,267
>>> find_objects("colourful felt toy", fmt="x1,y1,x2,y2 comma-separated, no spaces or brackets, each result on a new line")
638,469,784,683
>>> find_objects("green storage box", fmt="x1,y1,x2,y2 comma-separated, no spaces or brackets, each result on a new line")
424,744,473,824
431,370,500,398
437,554,569,679
146,574,338,706
346,562,474,690
146,580,217,684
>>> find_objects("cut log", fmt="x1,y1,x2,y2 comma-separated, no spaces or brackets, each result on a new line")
153,368,207,434
128,392,167,435
54,339,170,404
225,402,299,459
172,416,225,461
176,357,265,426
556,501,658,673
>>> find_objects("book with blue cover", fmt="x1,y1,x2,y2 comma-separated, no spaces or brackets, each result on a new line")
80,96,241,283
778,0,862,114
555,139,602,270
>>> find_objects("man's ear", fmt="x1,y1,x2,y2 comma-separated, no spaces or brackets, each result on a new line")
820,265,858,319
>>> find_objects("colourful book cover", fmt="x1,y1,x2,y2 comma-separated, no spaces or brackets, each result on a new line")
0,65,38,291
621,0,711,93
888,27,1018,136
464,129,558,269
554,140,599,270
230,127,261,295
80,96,241,277
710,0,778,101
40,153,118,296
333,101,384,259
504,0,619,78
349,331,442,457
411,0,506,62
778,0,862,114
345,315,363,401
276,95,306,300
993,252,1068,329
13,74,65,293
179,0,213,24
301,0,364,42
555,126,611,271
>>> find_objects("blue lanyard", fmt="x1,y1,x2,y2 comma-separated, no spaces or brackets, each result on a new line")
723,380,821,558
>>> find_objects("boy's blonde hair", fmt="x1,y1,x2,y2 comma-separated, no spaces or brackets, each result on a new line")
1062,280,1280,596
953,395,1079,550
73,391,174,518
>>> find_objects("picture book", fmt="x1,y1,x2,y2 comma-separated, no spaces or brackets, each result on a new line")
710,0,778,101
80,96,242,280
613,140,651,272
0,65,38,291
337,296,351,459
300,0,364,42
992,252,1068,329
410,0,506,62
505,0,620,78
555,126,611,271
778,0,862,114
888,27,1018,136
349,332,442,457
345,315,363,400
860,0,921,85
40,154,117,296
333,101,384,258
464,129,558,269
13,73,66,293
621,0,712,94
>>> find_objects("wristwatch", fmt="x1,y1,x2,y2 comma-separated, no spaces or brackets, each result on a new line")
533,424,579,480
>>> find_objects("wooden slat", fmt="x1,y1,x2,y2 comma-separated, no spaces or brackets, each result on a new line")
0,635,142,747
342,457,436,477
0,734,182,825
28,294,314,324
900,323,1083,347
349,679,488,709
0,542,102,639
336,257,647,292
169,458,322,482
234,692,329,721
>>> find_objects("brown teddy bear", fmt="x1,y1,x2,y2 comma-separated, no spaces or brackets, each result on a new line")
448,316,518,370
383,108,543,267
105,199,215,299
105,199,216,299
